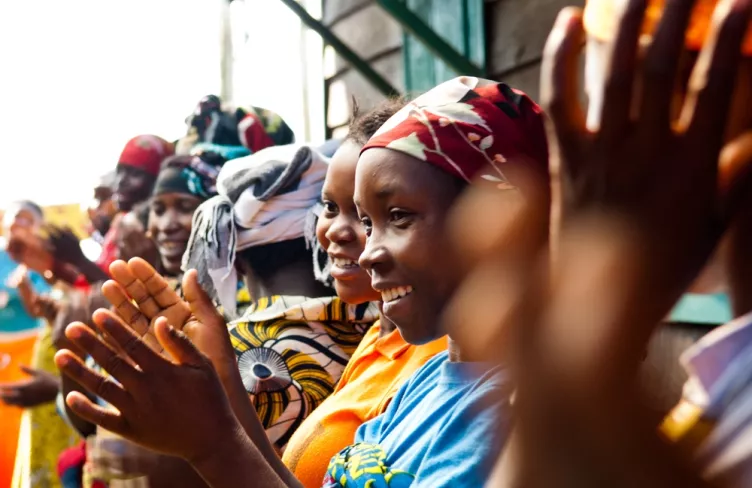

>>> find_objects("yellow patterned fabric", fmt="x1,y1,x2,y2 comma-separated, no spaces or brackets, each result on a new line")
229,296,379,450
11,326,78,488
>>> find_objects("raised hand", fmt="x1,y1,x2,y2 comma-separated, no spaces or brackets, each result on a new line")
54,309,241,463
102,259,237,378
0,365,60,408
543,0,752,337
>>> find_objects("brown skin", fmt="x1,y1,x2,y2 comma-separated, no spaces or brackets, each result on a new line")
5,210,53,274
355,147,463,346
88,186,117,237
115,165,156,212
115,212,159,266
456,1,752,485
317,141,384,306
149,193,202,277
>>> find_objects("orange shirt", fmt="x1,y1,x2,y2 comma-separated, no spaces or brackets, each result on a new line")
281,321,447,488
584,0,752,55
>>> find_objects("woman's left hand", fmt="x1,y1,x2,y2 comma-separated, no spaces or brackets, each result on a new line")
55,309,243,464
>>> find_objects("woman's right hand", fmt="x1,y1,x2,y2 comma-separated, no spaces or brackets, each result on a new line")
55,309,243,464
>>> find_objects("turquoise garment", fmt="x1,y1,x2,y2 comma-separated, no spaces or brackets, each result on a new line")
0,250,50,334
670,293,732,325
324,351,508,488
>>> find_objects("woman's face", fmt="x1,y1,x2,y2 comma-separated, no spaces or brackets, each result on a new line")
115,213,159,266
355,148,463,344
115,165,156,212
317,141,380,305
148,193,201,276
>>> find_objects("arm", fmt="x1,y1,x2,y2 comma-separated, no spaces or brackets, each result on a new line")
100,259,299,485
55,311,301,487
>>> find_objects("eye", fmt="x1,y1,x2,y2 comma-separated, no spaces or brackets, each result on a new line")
178,199,200,214
151,202,165,217
322,200,338,216
389,209,413,227
360,216,373,237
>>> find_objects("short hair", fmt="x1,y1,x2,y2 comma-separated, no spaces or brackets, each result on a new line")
346,97,406,146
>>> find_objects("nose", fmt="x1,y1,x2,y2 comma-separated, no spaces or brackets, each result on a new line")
325,215,356,246
157,210,183,236
359,234,390,274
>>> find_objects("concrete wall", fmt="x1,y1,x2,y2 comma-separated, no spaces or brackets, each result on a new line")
321,0,585,134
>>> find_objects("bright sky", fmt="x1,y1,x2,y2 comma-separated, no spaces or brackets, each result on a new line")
0,0,315,209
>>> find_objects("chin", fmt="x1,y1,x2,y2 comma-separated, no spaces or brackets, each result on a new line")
334,281,372,306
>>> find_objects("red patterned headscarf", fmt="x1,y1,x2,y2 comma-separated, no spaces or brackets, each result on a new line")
117,135,174,177
362,77,548,188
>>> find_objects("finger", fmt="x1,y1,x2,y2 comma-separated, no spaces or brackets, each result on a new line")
638,0,695,135
65,322,142,386
108,260,162,318
154,317,206,367
64,390,128,436
91,309,166,370
183,270,223,327
599,0,648,140
101,280,150,337
541,7,588,163
683,0,752,146
18,365,40,377
55,350,132,411
128,258,184,311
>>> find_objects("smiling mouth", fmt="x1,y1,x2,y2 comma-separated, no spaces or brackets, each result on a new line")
159,241,187,257
380,286,414,303
331,256,359,269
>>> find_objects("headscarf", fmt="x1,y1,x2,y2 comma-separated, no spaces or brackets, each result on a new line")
584,0,752,54
183,144,329,316
187,95,296,153
152,145,248,201
362,76,548,186
117,135,174,177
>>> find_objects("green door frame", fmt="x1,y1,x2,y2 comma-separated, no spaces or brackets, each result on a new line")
376,0,485,78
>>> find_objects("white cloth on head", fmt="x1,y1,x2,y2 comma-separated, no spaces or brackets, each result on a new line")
182,144,329,317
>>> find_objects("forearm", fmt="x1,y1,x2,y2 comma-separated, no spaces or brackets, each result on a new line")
190,426,301,488
217,366,299,486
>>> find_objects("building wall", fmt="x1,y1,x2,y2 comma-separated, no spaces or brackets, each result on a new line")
322,0,585,134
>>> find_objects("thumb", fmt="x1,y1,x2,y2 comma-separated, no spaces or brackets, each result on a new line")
183,270,224,329
19,365,40,377
153,317,206,367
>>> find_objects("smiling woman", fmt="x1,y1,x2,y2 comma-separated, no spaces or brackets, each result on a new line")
150,149,243,277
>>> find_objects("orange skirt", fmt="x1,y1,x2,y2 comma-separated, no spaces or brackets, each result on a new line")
0,333,38,488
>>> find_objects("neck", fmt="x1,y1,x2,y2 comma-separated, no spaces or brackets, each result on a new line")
378,312,397,337
245,261,333,300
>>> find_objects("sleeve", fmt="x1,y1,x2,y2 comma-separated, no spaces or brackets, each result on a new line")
415,382,510,488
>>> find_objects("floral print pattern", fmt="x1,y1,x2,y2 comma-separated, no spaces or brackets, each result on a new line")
229,296,378,450
363,76,548,187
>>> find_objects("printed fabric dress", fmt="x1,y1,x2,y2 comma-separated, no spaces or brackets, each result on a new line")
229,296,378,451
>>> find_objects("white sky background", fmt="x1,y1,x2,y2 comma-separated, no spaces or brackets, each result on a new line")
0,0,317,208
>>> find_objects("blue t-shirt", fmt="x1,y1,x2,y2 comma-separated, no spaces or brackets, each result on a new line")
0,249,50,335
323,351,509,488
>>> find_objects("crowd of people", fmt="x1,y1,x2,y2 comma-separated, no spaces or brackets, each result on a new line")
1,0,752,486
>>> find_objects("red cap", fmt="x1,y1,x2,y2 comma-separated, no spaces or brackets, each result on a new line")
117,135,174,176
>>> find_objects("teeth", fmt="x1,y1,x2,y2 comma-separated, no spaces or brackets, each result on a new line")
380,285,414,303
332,257,358,268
